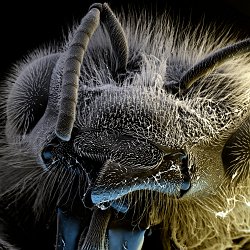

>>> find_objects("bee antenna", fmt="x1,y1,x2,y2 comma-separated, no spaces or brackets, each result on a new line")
179,38,250,91
55,3,128,141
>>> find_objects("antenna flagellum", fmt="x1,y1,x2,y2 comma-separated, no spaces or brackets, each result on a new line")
179,38,250,91
55,3,129,141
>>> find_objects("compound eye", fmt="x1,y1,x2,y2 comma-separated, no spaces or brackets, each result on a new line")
41,144,56,164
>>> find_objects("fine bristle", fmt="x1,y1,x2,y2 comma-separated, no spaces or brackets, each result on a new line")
0,6,249,250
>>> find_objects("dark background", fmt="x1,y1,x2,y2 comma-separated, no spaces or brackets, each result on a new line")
0,0,250,78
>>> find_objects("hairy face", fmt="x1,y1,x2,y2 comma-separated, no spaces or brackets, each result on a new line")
0,3,250,250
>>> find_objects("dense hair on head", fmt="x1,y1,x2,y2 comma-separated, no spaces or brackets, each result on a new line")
0,5,250,250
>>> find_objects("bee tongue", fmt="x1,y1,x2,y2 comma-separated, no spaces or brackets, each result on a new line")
56,208,83,250
108,222,147,250
56,207,147,250
81,208,147,250
108,228,146,249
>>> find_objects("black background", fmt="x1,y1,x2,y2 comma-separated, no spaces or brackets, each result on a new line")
0,0,250,78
